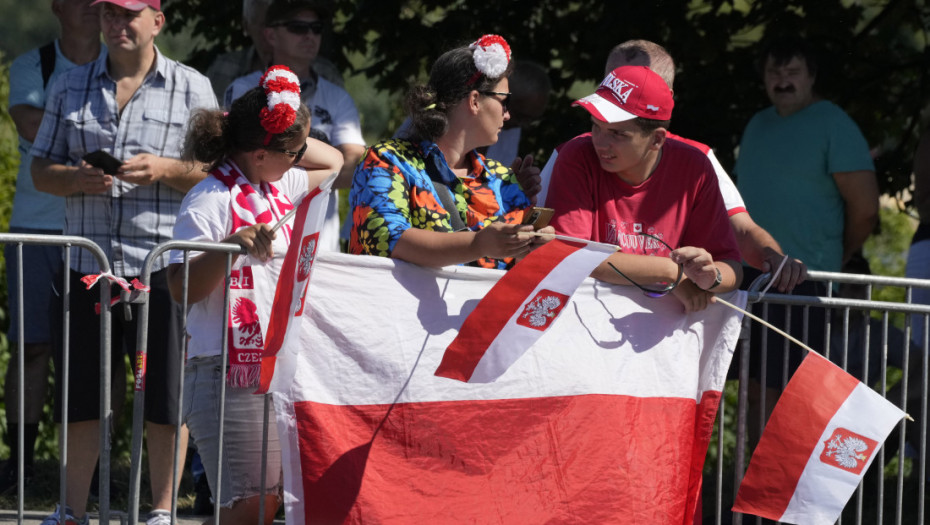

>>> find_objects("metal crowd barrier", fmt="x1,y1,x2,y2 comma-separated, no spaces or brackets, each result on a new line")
0,233,113,524
127,239,261,525
4,233,930,525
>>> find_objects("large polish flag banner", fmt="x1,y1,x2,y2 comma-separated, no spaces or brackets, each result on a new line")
733,353,905,524
267,252,745,525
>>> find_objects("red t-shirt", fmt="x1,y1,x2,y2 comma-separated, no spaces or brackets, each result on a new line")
548,133,740,262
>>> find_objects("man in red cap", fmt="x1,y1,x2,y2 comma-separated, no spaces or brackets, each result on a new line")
546,65,742,312
30,0,216,523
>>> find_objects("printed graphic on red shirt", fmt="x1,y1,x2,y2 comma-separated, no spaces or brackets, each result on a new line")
606,220,672,256
820,427,879,475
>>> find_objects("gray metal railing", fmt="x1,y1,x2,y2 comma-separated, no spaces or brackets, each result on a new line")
127,239,275,525
0,233,112,524
707,269,930,525
3,235,929,524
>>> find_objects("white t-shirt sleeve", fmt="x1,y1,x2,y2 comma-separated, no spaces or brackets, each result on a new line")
537,149,558,208
706,148,746,215
282,167,311,203
170,178,231,264
324,83,365,147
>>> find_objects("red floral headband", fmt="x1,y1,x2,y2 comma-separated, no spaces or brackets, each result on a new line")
467,34,512,86
258,65,302,145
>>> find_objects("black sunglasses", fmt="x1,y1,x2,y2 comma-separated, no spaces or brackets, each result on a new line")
607,232,683,298
267,141,308,165
272,20,324,36
481,91,511,111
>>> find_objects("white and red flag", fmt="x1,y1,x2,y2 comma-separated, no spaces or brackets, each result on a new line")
733,353,905,524
263,251,745,524
255,172,335,394
435,237,615,383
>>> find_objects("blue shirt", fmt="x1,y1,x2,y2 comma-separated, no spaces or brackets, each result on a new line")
735,101,874,272
8,41,106,231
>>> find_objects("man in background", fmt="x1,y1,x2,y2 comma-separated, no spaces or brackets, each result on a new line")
734,36,878,431
2,0,104,495
735,36,877,281
205,0,342,101
226,0,364,252
30,0,216,523
483,60,551,165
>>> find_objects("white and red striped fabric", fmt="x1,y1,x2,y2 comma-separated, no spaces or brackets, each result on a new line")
264,251,745,524
733,353,905,524
256,172,335,394
435,238,615,383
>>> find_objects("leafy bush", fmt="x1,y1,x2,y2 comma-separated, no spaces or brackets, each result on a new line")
0,52,23,458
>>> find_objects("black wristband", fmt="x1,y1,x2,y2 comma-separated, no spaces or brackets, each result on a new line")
703,266,722,291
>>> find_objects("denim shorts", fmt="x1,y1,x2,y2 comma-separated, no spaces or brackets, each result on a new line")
3,228,63,344
183,355,282,507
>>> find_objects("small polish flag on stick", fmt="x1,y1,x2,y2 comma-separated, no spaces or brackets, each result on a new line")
435,237,616,383
732,353,905,524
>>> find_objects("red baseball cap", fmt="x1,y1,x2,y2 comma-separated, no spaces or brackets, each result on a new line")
90,0,160,11
573,65,673,122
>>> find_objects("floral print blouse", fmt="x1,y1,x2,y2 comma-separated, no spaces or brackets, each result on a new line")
348,138,531,269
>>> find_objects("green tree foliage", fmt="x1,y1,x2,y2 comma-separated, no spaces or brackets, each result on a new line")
165,0,930,196
0,52,18,320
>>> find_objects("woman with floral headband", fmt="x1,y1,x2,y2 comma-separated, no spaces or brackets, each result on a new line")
349,35,552,269
166,66,342,525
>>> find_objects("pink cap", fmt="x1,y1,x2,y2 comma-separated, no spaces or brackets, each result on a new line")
573,65,673,122
91,0,160,11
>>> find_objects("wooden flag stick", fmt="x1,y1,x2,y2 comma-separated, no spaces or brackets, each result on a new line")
714,296,914,422
271,199,302,233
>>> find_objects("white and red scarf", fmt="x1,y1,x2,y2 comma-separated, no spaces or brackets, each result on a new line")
213,161,294,387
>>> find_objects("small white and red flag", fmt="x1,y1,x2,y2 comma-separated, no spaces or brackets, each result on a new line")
733,353,905,524
255,173,335,394
434,237,615,383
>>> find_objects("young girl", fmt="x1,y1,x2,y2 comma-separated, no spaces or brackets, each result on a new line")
167,65,343,525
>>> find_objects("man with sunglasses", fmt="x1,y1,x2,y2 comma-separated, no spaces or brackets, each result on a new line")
225,0,365,252
204,0,344,102
546,65,743,312
29,0,216,523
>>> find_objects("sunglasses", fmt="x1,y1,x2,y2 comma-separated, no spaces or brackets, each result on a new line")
481,91,511,112
267,141,308,165
607,232,683,298
272,20,324,36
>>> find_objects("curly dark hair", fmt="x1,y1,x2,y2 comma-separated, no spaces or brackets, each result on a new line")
182,86,311,171
405,43,514,142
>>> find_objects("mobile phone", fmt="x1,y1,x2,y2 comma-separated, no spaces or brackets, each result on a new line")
521,206,554,230
82,150,123,175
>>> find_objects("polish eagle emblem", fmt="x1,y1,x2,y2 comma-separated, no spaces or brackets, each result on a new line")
232,297,263,348
517,289,570,331
296,235,317,282
820,427,878,475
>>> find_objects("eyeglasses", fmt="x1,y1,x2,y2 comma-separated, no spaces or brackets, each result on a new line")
267,141,308,165
607,232,683,298
481,91,511,112
271,20,324,36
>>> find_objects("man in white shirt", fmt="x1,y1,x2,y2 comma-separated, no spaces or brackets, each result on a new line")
225,0,365,252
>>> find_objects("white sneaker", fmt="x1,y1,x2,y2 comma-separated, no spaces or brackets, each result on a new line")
145,509,172,525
